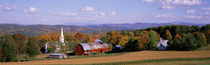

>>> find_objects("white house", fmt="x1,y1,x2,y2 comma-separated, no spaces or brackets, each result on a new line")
157,38,169,51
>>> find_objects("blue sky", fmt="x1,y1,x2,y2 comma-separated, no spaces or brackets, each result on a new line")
0,0,209,25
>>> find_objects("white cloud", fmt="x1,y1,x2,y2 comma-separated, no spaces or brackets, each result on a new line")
62,12,77,16
186,9,196,14
204,12,209,15
185,15,203,19
111,11,116,15
24,7,37,13
201,8,210,10
155,14,174,18
161,5,174,9
2,4,17,11
82,6,95,11
100,12,106,16
47,11,78,16
142,0,154,3
160,0,202,6
159,0,202,9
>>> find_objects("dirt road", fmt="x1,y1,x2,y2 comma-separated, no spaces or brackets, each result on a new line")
1,50,210,65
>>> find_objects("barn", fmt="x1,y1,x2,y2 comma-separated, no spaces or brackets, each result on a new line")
75,39,110,55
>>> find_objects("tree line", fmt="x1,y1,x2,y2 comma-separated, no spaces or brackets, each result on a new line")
0,32,103,62
101,24,209,51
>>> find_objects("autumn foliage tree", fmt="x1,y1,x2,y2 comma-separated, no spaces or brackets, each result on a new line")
50,32,60,41
106,31,129,47
87,36,96,43
164,29,172,40
39,34,52,42
12,33,28,60
74,32,87,43
134,30,150,50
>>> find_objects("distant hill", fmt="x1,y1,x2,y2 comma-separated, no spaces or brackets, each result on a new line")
0,24,108,36
86,22,207,30
0,23,208,36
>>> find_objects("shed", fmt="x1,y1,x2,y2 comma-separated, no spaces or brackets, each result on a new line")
49,53,67,59
157,38,169,50
75,39,110,55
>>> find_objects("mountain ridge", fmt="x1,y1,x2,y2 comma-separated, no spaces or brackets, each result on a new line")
0,23,208,36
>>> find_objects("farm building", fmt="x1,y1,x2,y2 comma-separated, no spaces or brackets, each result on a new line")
75,39,110,55
49,53,67,59
157,38,169,51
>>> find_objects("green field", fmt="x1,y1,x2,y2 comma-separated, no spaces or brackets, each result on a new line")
59,57,210,65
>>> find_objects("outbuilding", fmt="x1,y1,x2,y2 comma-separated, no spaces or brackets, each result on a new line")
49,53,67,59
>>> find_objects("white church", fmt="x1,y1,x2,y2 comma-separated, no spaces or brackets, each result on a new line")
45,27,66,53
46,27,68,59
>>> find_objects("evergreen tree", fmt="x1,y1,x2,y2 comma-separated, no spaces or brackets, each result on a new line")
0,35,17,62
26,37,40,57
125,38,141,51
148,30,157,50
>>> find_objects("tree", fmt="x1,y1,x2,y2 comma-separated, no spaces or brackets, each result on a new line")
125,38,142,51
0,35,17,62
75,32,87,42
168,33,198,51
181,33,197,50
39,34,52,42
12,33,28,60
194,32,207,47
174,33,181,39
164,29,172,40
201,24,210,44
26,37,40,57
148,30,158,50
106,31,129,47
135,30,150,50
39,39,47,53
106,31,121,45
0,48,3,61
87,36,96,43
65,32,74,41
50,32,60,41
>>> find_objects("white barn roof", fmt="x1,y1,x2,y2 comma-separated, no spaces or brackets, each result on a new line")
80,43,91,50
79,39,110,51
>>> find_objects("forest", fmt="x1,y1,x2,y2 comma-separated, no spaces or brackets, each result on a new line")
0,24,209,62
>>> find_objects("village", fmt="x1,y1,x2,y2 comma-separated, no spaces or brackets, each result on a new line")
0,24,209,65
45,27,170,59
0,0,210,64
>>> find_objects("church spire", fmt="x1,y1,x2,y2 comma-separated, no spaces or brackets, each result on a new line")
60,26,64,43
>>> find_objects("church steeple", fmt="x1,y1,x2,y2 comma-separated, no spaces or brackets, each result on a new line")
60,27,64,43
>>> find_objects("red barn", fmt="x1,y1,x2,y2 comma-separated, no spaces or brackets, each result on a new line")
75,39,110,55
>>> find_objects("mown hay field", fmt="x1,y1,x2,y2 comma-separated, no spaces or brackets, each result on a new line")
1,50,210,65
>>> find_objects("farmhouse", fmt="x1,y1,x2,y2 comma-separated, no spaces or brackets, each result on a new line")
157,38,169,50
75,39,110,55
